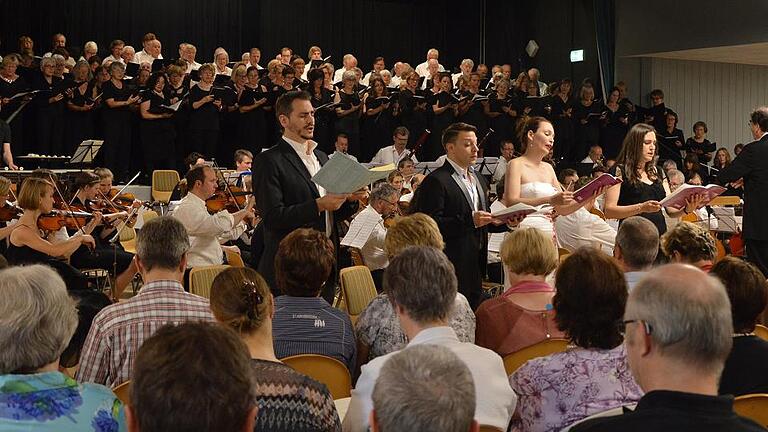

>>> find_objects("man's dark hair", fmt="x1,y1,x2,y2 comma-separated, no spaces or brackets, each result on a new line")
557,168,577,185
129,323,255,432
184,164,209,190
275,90,311,119
442,122,477,148
750,107,768,133
281,65,296,78
275,228,335,296
234,149,253,163
650,88,664,99
711,257,768,333
184,151,205,167
393,126,409,138
335,132,349,141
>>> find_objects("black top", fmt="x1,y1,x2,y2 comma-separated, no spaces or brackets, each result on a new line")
0,118,10,145
188,84,220,130
571,390,765,432
102,80,132,109
249,359,340,432
0,74,31,119
720,335,768,397
718,134,768,240
685,138,716,163
6,242,51,266
657,127,685,163
610,164,667,235
144,90,173,116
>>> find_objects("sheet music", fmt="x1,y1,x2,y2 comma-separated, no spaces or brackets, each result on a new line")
488,232,506,253
341,211,382,249
313,153,392,194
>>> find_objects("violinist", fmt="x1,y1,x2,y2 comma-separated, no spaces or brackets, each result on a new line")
386,170,404,195
347,183,399,291
7,177,94,291
397,157,417,192
370,127,418,165
69,172,138,298
171,164,255,273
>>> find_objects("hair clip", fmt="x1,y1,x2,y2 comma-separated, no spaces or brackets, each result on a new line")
243,280,263,320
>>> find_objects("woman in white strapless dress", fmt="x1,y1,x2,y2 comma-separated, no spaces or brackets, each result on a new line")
503,117,596,243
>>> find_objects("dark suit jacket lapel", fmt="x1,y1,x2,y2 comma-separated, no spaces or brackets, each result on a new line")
279,139,319,196
442,161,474,212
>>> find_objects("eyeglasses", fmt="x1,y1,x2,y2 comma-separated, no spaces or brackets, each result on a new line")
619,319,653,336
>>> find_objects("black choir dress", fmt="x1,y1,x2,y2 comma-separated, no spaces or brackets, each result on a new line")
684,137,716,164
459,90,488,141
31,73,66,156
335,90,362,158
397,88,429,150
600,104,630,159
238,85,268,151
188,84,220,158
310,87,335,154
573,100,605,161
165,82,190,166
658,127,685,166
485,93,516,156
65,81,96,154
551,95,575,162
101,80,135,180
0,74,30,156
140,91,177,175
428,92,456,161
361,94,394,162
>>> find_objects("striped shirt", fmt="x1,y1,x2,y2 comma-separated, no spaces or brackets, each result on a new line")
272,296,356,373
76,279,215,387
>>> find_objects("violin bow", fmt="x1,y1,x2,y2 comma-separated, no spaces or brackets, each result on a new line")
111,171,142,203
477,128,495,149
211,160,244,211
48,174,86,234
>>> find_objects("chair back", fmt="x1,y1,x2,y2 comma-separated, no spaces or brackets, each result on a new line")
152,170,180,204
112,380,131,406
558,247,571,263
188,265,229,299
224,249,245,267
755,324,768,342
281,354,352,399
589,207,606,220
119,226,137,254
142,209,159,223
734,393,768,427
339,266,378,316
503,339,570,375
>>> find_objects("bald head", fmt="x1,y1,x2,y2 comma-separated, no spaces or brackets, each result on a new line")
628,264,732,375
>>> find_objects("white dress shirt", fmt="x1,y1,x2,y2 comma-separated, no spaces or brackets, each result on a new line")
446,157,479,211
284,135,332,235
360,71,374,86
185,61,201,74
101,55,124,65
493,156,510,183
351,205,388,271
370,145,417,165
333,67,353,84
414,61,445,77
389,75,402,88
342,326,516,432
171,192,244,267
133,49,161,65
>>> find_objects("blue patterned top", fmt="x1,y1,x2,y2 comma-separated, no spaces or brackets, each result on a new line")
0,371,126,432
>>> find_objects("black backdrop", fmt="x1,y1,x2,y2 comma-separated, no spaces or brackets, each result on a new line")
1,0,601,88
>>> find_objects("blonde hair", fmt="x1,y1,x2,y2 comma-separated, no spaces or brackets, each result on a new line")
501,228,558,275
0,176,10,196
385,213,444,258
93,167,114,182
18,177,52,210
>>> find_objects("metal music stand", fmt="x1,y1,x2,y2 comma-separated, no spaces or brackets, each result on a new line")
69,139,104,169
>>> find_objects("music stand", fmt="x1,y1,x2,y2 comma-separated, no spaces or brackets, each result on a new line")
69,139,104,169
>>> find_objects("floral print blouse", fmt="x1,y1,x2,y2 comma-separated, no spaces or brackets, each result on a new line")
508,344,643,432
355,292,476,361
0,371,125,432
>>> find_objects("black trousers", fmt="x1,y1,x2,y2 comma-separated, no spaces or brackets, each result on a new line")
746,238,768,277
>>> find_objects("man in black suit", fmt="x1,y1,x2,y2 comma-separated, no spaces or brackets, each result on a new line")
719,107,768,276
411,122,505,309
252,91,360,301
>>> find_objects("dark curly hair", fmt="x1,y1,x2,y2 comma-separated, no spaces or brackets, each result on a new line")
553,247,628,349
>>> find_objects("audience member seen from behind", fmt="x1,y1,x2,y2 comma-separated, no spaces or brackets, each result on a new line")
0,265,125,431
572,265,765,432
343,246,515,432
613,216,660,291
475,227,565,356
272,228,356,372
210,267,341,432
126,323,256,432
509,247,642,432
355,212,475,371
370,345,478,432
660,221,717,272
711,257,768,396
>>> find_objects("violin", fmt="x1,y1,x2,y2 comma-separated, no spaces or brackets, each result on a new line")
0,203,23,222
205,185,253,214
106,188,138,207
37,210,92,232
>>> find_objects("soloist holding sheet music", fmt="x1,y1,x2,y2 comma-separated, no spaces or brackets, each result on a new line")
252,90,362,301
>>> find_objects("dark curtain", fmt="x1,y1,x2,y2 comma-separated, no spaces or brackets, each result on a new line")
593,0,615,97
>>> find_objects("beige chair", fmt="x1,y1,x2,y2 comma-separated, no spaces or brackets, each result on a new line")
558,247,571,263
119,226,137,254
755,324,768,341
188,265,229,299
281,354,352,400
339,266,378,322
224,249,245,267
141,209,159,224
503,339,570,375
112,380,131,405
151,170,180,204
734,394,768,427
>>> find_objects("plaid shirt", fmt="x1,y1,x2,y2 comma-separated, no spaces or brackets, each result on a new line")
76,279,215,388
